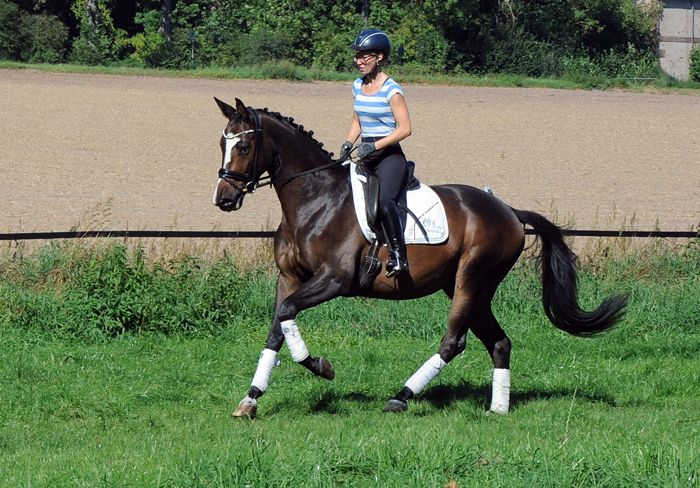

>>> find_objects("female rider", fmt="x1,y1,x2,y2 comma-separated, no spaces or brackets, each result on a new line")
338,28,412,278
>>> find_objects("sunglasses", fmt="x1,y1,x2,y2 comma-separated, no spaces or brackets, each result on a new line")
353,53,377,63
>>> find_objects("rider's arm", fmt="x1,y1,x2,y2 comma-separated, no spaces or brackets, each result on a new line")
375,93,412,150
345,112,362,144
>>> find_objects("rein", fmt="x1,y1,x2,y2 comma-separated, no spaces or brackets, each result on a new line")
258,159,348,188
218,107,348,193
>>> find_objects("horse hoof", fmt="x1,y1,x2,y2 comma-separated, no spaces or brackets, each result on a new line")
318,357,335,381
382,399,408,413
487,407,509,415
233,396,257,418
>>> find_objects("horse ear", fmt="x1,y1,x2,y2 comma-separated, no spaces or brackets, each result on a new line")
214,97,236,119
235,98,251,123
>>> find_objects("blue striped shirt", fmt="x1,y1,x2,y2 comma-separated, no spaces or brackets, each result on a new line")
353,77,404,138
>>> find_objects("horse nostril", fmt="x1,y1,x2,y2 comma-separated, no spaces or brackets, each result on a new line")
217,196,242,212
217,198,233,211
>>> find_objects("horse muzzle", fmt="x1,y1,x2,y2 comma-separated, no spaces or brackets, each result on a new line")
215,191,245,212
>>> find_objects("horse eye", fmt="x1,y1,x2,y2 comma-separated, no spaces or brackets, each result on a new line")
238,145,250,155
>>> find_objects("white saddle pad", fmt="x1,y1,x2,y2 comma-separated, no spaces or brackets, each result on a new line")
349,162,449,245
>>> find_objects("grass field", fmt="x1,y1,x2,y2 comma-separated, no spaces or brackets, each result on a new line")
0,238,699,487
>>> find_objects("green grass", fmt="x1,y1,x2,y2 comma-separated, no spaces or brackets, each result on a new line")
1,239,699,486
3,60,700,93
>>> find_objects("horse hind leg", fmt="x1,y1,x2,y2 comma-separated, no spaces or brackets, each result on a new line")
469,305,512,414
382,291,513,414
383,293,474,413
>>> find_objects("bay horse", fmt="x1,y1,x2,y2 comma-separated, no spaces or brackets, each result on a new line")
212,97,627,417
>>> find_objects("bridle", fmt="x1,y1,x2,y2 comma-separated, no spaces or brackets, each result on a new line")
217,107,348,194
218,106,264,195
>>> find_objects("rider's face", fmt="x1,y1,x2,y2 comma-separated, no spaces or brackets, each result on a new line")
354,51,381,74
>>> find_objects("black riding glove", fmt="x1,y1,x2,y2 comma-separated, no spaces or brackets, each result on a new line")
357,142,376,160
338,141,353,161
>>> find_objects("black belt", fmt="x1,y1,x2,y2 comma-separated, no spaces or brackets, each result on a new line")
362,136,383,143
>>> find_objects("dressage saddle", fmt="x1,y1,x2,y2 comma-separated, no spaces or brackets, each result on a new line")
354,160,423,289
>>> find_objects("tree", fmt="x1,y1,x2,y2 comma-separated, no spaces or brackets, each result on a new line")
69,0,117,65
158,0,173,42
85,0,100,46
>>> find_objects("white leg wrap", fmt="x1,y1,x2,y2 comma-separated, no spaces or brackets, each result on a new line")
404,354,447,396
251,348,279,392
281,319,310,362
489,368,511,414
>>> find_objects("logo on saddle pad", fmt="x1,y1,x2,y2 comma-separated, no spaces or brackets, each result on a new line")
350,162,449,245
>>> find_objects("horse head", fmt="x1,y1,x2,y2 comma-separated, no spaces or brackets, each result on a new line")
212,97,340,213
212,97,264,212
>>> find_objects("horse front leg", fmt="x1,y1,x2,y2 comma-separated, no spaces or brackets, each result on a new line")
233,268,347,418
232,315,289,418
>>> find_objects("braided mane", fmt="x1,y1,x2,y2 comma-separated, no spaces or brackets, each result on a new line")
260,107,334,159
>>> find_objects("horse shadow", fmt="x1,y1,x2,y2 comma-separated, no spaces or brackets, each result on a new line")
309,390,379,415
308,380,617,414
421,381,618,411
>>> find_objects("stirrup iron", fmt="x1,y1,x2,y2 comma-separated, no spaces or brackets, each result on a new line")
386,249,408,278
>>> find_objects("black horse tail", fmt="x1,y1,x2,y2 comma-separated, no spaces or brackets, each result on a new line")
512,208,628,337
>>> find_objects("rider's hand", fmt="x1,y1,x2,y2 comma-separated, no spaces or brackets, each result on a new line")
357,142,376,160
338,141,353,161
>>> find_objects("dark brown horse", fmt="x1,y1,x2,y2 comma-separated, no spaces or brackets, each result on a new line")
212,97,627,417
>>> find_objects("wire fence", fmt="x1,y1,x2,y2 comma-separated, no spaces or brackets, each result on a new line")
0,229,698,241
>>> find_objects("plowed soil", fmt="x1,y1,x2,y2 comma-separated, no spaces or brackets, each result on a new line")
1,69,699,235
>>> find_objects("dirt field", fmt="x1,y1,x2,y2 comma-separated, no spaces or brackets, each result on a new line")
1,69,699,236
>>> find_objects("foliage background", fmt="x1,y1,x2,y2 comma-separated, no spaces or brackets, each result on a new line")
0,0,663,78
690,45,700,82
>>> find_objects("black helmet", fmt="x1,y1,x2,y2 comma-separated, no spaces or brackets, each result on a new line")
350,29,391,57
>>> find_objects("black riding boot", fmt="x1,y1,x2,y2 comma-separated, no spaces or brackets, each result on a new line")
382,200,408,278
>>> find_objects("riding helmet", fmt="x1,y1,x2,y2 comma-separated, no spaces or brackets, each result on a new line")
350,29,391,57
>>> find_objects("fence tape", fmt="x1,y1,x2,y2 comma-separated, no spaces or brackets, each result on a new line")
0,229,697,241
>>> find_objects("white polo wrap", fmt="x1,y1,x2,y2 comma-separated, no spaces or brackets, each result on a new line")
405,354,447,395
251,348,279,392
281,319,310,362
489,368,511,414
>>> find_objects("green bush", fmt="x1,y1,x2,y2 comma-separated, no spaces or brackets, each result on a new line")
20,13,69,63
312,28,356,72
484,29,564,77
562,48,659,79
126,31,171,68
69,33,114,65
0,0,26,60
0,243,275,340
213,40,241,68
238,29,292,66
260,59,305,81
0,2,69,64
390,14,450,74
690,46,700,82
